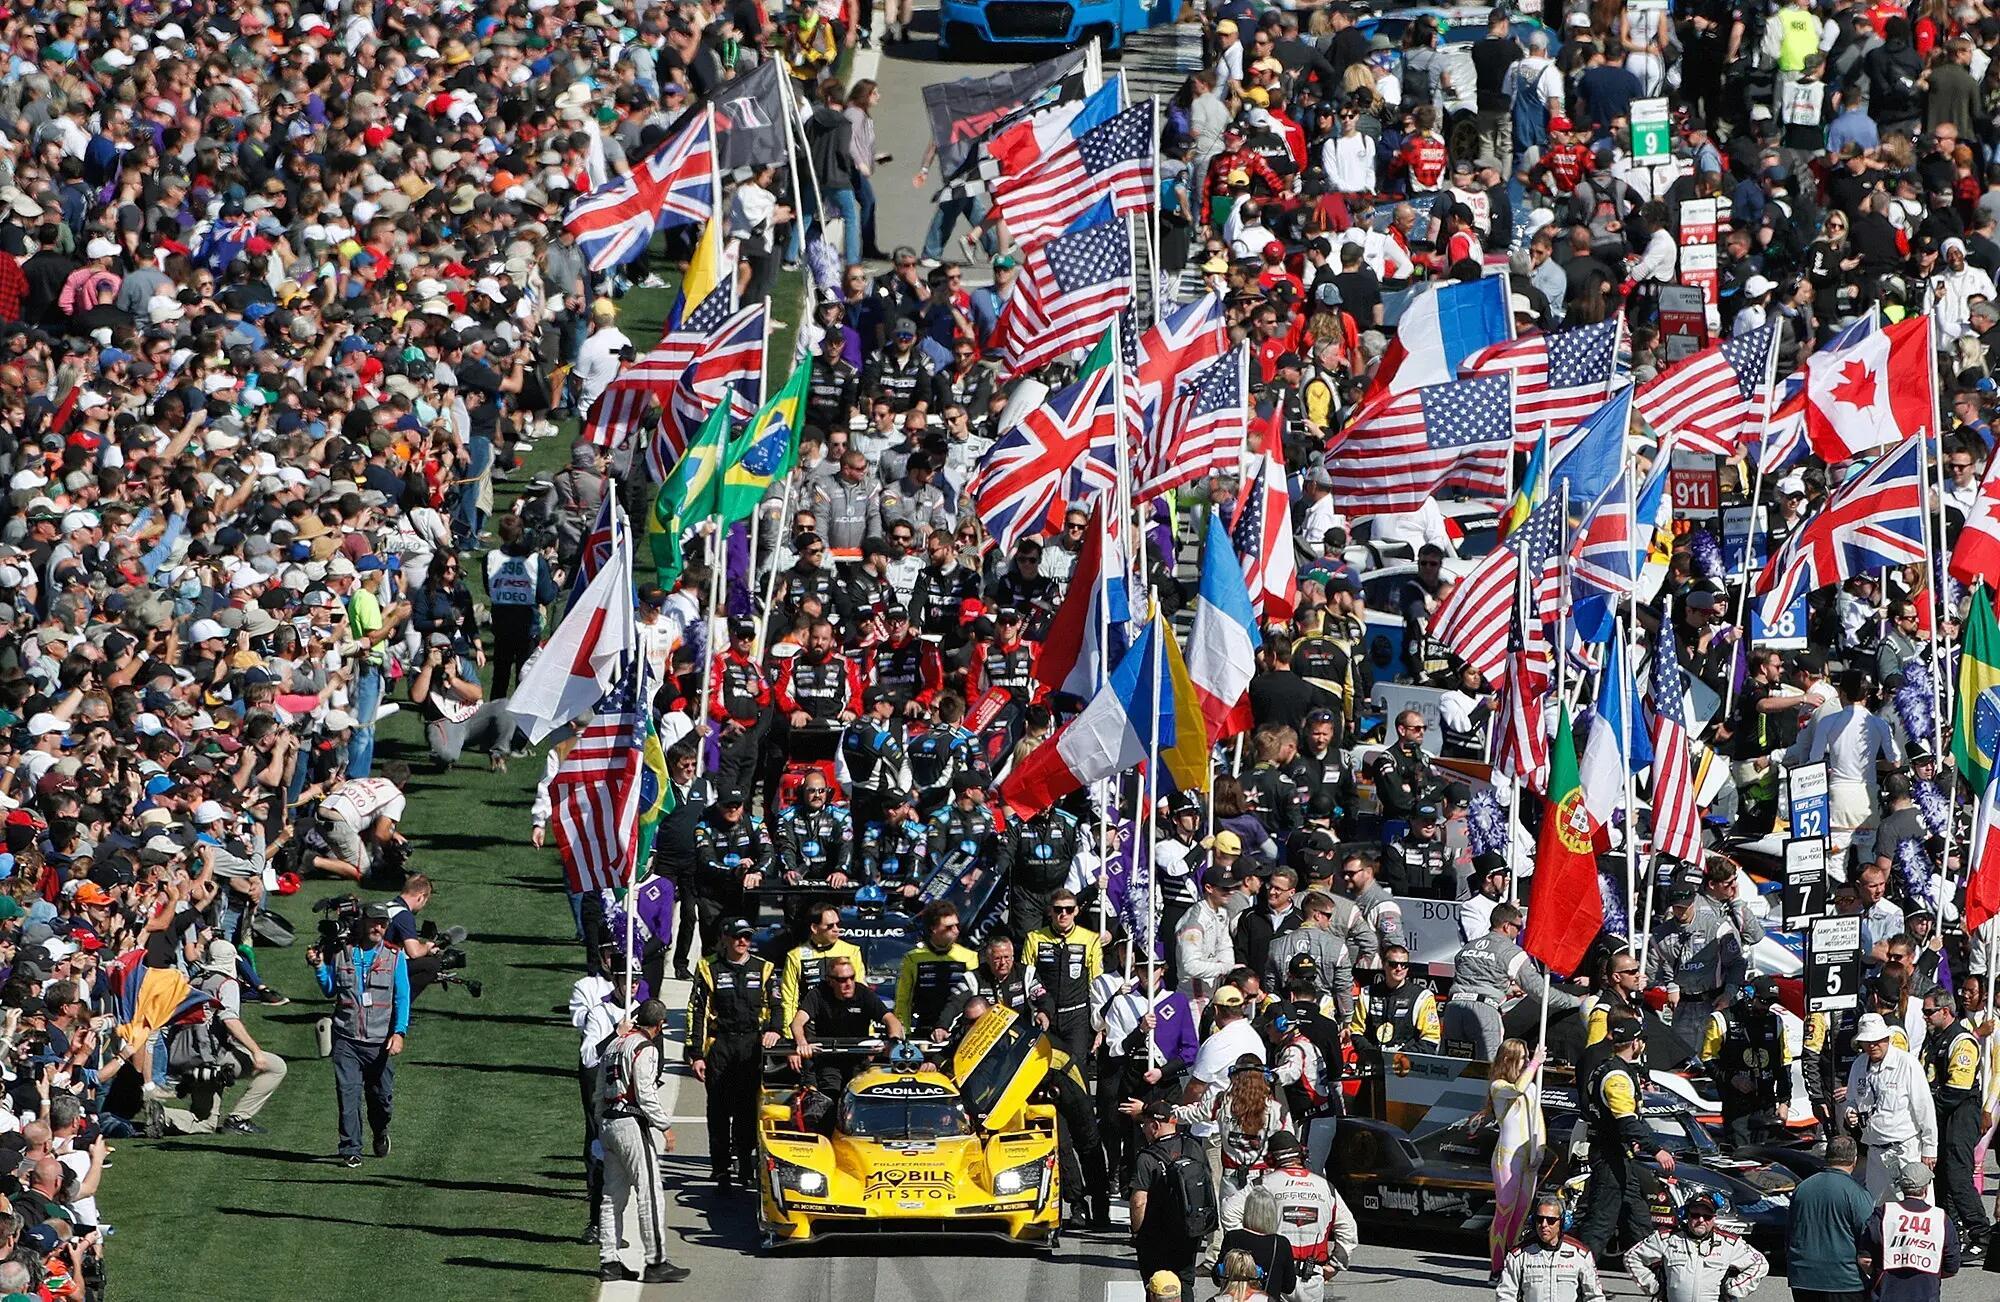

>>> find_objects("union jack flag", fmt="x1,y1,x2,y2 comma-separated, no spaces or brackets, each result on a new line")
583,286,738,452
1129,292,1230,450
991,217,1133,376
564,496,620,617
551,653,652,895
1137,345,1248,503
1647,617,1703,867
971,356,1115,552
563,114,715,272
661,299,766,461
989,101,1155,251
1568,472,1636,644
1458,318,1621,447
1634,320,1779,456
1755,437,1928,624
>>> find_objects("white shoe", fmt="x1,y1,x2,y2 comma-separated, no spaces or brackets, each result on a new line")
918,256,941,269
638,273,668,289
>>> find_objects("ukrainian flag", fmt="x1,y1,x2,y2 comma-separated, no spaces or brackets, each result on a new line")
717,358,811,526
1160,621,1211,794
1502,426,1548,539
649,399,731,584
1957,584,2000,793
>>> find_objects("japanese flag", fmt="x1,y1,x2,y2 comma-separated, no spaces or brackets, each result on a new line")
1804,315,1935,464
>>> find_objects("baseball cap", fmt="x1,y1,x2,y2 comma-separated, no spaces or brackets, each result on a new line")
1213,830,1243,856
1211,985,1247,1008
723,917,755,938
1608,1019,1644,1046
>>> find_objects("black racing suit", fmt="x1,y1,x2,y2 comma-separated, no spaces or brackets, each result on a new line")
687,954,778,1182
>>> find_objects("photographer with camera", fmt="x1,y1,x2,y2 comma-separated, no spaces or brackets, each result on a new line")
309,900,410,1169
306,762,413,885
409,631,517,771
156,939,288,1137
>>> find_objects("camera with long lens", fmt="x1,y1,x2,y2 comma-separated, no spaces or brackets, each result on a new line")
419,921,482,998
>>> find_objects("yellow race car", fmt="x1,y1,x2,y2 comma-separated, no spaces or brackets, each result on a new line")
756,1005,1063,1250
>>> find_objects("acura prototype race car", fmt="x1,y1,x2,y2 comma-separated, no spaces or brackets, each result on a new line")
1333,1054,1806,1257
755,1005,1062,1250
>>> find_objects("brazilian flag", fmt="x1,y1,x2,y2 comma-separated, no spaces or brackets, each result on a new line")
648,399,731,585
1956,584,2000,794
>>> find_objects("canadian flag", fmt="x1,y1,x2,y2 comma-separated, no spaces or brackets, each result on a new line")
1803,316,1935,464
1950,454,2000,587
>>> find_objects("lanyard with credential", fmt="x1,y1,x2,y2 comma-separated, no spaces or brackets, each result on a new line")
349,945,377,1010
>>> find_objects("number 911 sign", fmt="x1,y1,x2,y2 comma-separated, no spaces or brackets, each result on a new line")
1808,915,1862,1013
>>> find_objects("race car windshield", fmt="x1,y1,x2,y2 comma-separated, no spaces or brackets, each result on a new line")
840,1095,970,1140
1644,1110,1720,1157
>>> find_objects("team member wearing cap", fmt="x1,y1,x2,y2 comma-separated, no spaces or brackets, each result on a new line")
964,606,1042,741
1129,1094,1213,1301
687,918,780,1190
1497,1194,1605,1302
1576,1018,1678,1256
310,900,409,1168
1918,989,1990,1256
596,998,690,1285
1382,801,1453,899
1862,1162,1960,1301
687,788,773,952
1369,708,1441,842
1458,851,1515,942
708,615,773,796
1175,867,1238,1003
778,901,864,1032
1624,1190,1770,1301
1024,887,1105,1067
925,769,1000,875
1697,975,1792,1147
1219,1129,1357,1302
1846,1011,1939,1200
1446,903,1579,1062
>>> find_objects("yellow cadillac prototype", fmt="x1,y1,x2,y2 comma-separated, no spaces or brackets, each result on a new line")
756,1005,1063,1250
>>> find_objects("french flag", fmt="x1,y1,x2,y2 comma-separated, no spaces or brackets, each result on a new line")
1365,275,1511,402
1184,511,1260,743
1002,617,1175,817
1034,499,1131,700
509,510,636,745
985,78,1120,182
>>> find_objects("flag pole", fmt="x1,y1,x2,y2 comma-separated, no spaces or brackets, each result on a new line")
696,522,725,776
625,653,645,1020
1925,316,1951,760
747,298,774,659
1145,601,1164,1068
1917,426,1948,764
1720,325,1783,722
1150,94,1164,326
706,103,724,303
776,68,826,291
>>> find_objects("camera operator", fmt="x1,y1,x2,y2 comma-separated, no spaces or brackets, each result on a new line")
309,901,409,1168
381,874,452,999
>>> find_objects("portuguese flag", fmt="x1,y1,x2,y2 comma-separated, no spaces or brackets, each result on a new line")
1522,706,1604,977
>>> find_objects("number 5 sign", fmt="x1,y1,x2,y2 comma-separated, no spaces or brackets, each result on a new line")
1808,915,1862,1013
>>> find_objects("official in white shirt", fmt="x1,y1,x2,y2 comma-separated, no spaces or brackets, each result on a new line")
1845,1013,1938,1200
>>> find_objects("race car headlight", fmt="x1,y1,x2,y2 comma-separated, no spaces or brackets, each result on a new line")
994,1156,1053,1204
769,1157,828,1202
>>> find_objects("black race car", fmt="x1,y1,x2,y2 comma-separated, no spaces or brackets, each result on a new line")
1330,1081,1803,1257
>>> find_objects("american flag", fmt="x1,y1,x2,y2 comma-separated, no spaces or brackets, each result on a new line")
1458,318,1621,448
1646,617,1703,866
1324,374,1515,518
991,218,1133,376
1754,437,1928,624
989,101,1154,252
551,653,652,894
1634,320,1779,456
563,113,714,272
1137,345,1248,503
662,299,766,460
1430,494,1565,686
1232,446,1298,622
583,286,737,452
971,357,1116,552
1494,647,1549,793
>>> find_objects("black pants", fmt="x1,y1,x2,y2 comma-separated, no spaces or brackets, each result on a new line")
1939,1100,1993,1239
407,953,445,1000
707,1033,762,1182
716,720,765,796
489,607,539,699
687,886,740,954
1575,1151,1653,1255
1010,886,1058,942
1794,1292,1867,1302
1049,1063,1108,1215
579,1061,604,1222
668,874,702,973
1097,1051,1147,1189
1049,1007,1093,1071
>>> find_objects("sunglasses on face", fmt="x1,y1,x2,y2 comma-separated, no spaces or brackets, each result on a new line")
1534,1216,1562,1224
